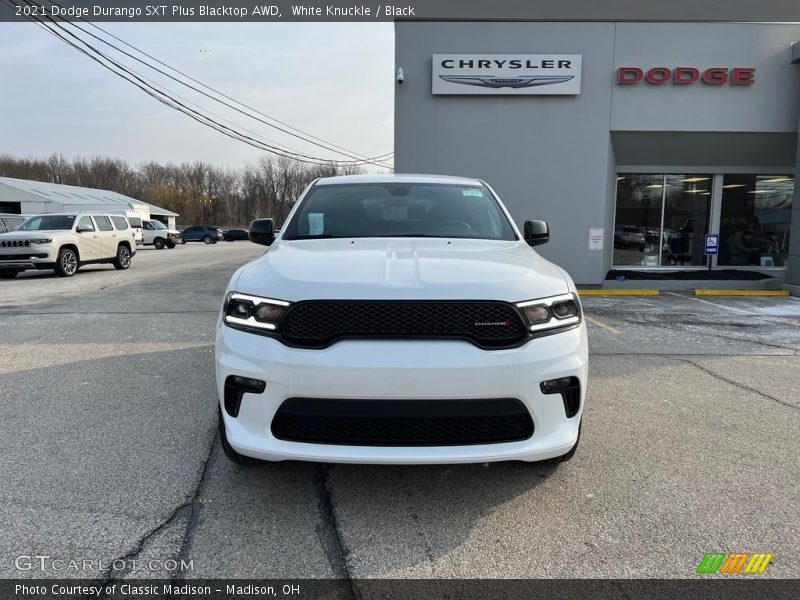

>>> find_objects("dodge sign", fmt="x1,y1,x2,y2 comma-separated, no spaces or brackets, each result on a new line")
432,54,582,95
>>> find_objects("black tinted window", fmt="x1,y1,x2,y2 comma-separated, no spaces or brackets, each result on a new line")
95,216,113,231
110,216,129,230
283,183,516,241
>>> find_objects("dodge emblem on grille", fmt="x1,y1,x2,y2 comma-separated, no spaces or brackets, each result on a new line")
475,321,512,326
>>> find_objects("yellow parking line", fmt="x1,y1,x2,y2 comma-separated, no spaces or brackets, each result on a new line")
694,290,789,296
584,315,622,335
578,289,660,296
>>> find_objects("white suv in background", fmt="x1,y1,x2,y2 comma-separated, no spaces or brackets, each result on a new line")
142,219,180,249
216,174,588,466
0,212,136,278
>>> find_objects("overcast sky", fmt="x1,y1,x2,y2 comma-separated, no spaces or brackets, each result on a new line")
0,22,394,170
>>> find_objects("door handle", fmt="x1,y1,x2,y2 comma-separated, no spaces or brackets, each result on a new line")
92,235,99,238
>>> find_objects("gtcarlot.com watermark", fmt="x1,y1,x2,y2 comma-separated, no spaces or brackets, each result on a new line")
14,555,193,573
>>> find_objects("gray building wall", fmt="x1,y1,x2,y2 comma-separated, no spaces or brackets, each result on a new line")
395,21,800,284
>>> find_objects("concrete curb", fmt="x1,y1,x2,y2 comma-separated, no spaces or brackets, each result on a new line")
694,290,790,296
578,289,660,296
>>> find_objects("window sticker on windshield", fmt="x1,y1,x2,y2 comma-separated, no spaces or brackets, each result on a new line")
308,213,324,235
462,189,484,197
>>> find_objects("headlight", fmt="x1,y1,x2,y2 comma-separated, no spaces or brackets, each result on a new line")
29,238,52,244
223,292,290,333
516,293,582,333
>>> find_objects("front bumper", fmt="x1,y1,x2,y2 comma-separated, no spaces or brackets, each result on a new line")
216,323,588,464
0,246,54,270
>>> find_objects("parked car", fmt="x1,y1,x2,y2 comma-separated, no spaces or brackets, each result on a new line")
180,225,224,244
125,214,144,246
0,214,27,233
614,225,646,250
142,219,180,249
216,174,587,466
223,228,250,242
0,212,136,278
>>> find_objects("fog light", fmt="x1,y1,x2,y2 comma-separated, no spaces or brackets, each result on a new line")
540,377,573,393
224,375,266,418
540,376,581,418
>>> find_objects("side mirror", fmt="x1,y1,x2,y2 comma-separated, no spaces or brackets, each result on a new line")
76,226,93,233
249,218,275,246
523,220,550,247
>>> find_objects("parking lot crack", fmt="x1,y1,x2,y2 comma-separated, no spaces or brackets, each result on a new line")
313,464,357,597
681,358,799,411
94,417,218,591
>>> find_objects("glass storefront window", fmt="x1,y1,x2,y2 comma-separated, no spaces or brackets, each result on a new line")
614,174,711,267
719,175,793,267
613,174,663,266
661,175,711,267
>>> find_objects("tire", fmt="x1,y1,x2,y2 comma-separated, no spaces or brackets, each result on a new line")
153,238,165,250
112,244,132,270
0,269,19,279
55,247,79,277
219,407,259,465
541,423,581,465
166,240,175,249
203,235,213,244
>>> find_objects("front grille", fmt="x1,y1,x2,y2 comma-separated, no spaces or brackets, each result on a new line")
271,397,534,446
0,240,30,247
279,300,528,349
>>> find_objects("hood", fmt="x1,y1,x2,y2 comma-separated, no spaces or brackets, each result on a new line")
233,238,570,302
0,229,68,239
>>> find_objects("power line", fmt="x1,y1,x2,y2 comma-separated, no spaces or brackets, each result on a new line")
8,0,393,168
41,0,393,167
8,0,376,167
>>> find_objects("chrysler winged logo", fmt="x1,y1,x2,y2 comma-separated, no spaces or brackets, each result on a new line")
439,75,574,89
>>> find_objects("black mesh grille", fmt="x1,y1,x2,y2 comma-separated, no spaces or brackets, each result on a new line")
279,300,528,349
271,398,534,446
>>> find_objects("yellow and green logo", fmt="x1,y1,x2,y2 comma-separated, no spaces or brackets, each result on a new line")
696,552,773,574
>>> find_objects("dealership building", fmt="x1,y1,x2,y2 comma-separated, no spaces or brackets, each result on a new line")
394,19,800,291
0,177,178,229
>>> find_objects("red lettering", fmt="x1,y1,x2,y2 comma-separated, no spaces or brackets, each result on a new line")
617,67,643,83
673,67,700,84
731,67,755,85
702,68,728,84
645,67,671,84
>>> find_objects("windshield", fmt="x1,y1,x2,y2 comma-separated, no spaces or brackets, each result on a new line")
20,215,76,231
282,183,517,241
151,221,167,230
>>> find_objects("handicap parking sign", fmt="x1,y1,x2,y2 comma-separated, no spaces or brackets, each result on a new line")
704,234,719,255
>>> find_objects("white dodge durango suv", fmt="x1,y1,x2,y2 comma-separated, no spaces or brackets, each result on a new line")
216,175,588,465
0,212,136,278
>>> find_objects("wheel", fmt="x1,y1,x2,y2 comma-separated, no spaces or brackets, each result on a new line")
0,269,19,279
218,407,259,465
181,239,187,245
203,235,213,244
55,247,79,277
153,238,165,250
542,423,581,464
166,240,175,249
112,244,132,270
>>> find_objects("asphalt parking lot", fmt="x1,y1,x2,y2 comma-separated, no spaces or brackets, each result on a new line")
1,243,798,581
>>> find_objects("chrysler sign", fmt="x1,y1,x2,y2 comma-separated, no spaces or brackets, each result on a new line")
432,54,582,95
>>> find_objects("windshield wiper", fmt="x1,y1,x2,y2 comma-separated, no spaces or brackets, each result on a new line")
282,234,342,240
